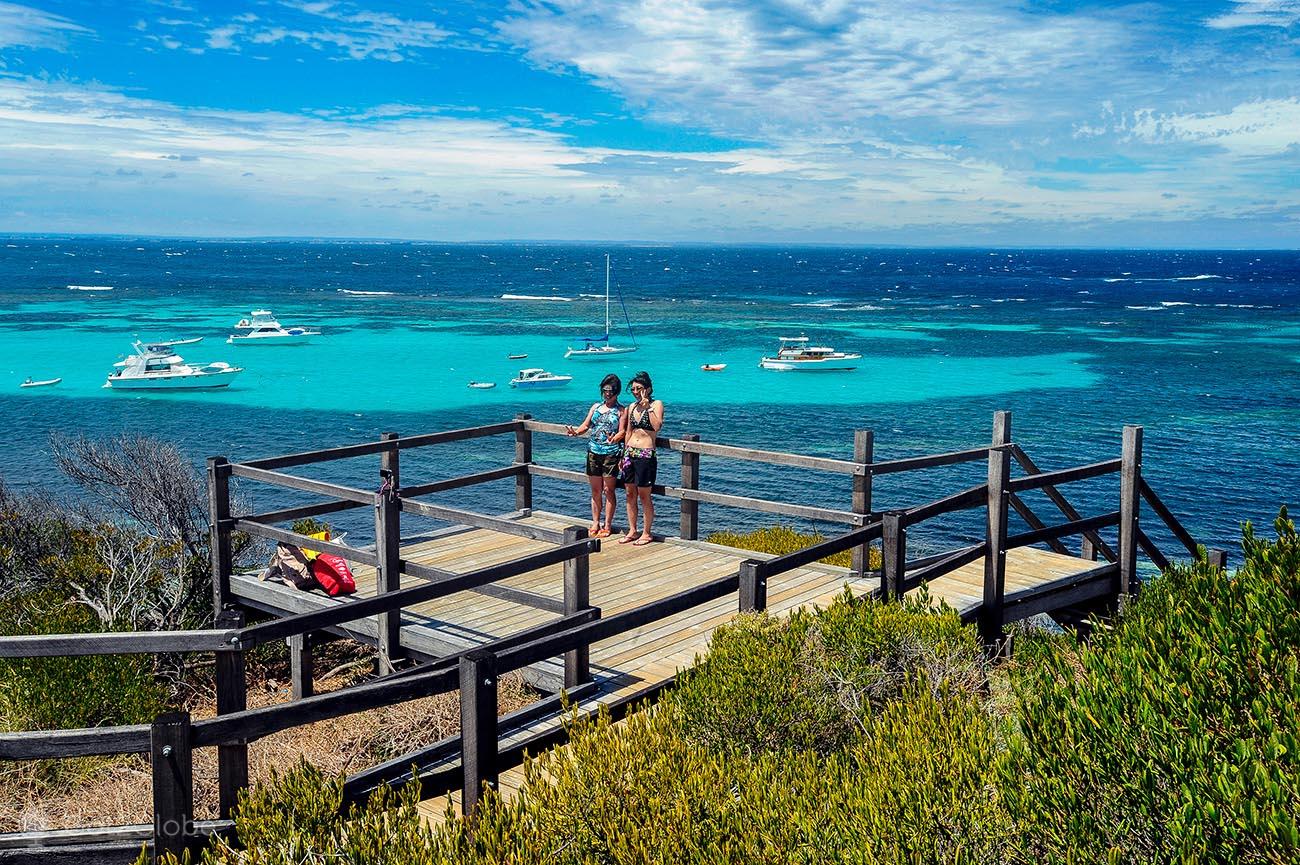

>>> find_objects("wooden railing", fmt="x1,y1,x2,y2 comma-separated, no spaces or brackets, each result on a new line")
0,411,1224,863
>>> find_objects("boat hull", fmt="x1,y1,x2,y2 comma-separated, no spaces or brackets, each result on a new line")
510,378,573,389
20,378,61,388
564,346,638,359
227,333,317,346
759,355,861,371
105,369,242,390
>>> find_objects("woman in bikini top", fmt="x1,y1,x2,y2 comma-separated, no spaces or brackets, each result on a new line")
619,371,663,545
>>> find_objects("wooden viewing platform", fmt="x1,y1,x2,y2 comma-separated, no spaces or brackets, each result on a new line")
0,411,1223,864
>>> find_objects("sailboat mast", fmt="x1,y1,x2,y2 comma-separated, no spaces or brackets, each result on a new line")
604,254,611,339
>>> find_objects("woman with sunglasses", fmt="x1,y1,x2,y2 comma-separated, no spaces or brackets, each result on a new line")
618,370,663,546
565,373,624,538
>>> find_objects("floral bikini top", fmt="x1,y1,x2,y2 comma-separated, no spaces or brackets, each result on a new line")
588,403,622,455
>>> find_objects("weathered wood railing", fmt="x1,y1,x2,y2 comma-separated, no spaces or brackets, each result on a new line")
0,411,1223,863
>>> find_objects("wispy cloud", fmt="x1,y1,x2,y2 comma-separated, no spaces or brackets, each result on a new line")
499,0,1129,136
1127,98,1300,156
147,1,450,61
1206,0,1300,29
0,2,89,50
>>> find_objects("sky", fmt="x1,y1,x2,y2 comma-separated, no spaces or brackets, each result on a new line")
0,0,1297,246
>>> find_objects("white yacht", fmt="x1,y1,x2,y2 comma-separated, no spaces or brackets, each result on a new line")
228,309,320,345
509,368,573,389
565,255,638,359
104,341,242,390
759,336,862,371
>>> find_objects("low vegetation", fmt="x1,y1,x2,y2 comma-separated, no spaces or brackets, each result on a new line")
706,524,881,570
166,510,1300,864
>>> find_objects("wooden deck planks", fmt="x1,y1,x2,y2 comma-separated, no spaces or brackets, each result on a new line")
228,511,1108,827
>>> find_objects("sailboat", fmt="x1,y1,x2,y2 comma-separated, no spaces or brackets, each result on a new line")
565,255,638,360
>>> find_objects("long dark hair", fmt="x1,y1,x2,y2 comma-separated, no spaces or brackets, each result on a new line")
630,370,653,399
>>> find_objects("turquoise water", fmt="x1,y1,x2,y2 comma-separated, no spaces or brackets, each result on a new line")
2,239,1298,559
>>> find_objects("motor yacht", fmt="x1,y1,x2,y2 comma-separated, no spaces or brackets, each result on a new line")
229,310,321,345
104,341,242,390
509,368,573,389
759,336,861,371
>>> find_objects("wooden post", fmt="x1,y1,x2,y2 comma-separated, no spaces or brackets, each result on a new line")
1081,536,1098,561
679,434,700,540
980,444,1011,646
151,711,193,864
562,526,591,688
459,649,498,818
851,430,874,579
991,410,1011,451
881,512,906,601
1118,425,1143,597
375,432,403,673
206,457,233,615
1206,548,1228,570
739,560,766,612
213,610,247,821
514,413,533,512
289,632,314,700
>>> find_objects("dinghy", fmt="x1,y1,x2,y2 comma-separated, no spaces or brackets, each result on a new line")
20,377,61,388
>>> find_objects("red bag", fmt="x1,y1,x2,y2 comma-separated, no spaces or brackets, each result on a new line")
311,553,357,596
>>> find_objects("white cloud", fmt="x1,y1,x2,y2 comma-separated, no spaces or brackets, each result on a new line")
499,0,1128,135
189,1,450,61
1128,98,1300,156
0,2,88,50
1206,0,1300,29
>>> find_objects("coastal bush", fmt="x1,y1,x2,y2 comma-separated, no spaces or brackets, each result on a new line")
1003,509,1300,863
706,524,881,570
669,588,986,755
146,759,437,865
424,689,1007,864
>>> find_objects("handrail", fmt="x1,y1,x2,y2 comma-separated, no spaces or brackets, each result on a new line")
1138,478,1200,558
524,419,865,475
241,421,521,470
1005,511,1120,551
232,518,380,566
869,446,991,476
399,496,567,543
1009,444,1117,561
0,629,236,658
228,463,375,503
899,542,986,594
1006,458,1121,494
236,538,598,648
0,724,152,760
900,482,986,527
757,521,884,577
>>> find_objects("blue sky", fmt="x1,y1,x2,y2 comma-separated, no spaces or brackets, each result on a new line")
0,0,1297,246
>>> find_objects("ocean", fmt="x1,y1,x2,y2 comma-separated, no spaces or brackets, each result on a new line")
2,236,1297,563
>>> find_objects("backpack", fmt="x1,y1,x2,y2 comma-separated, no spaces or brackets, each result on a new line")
311,553,357,596
266,543,317,590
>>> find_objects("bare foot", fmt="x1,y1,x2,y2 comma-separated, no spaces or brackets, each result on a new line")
618,533,638,544
632,534,653,546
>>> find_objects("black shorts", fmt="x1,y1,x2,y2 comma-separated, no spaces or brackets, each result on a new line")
628,454,657,487
586,450,620,477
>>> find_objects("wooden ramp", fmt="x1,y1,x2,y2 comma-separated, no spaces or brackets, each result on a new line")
228,509,1109,824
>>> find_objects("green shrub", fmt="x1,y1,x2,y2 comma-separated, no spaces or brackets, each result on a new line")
427,689,1008,864
150,759,436,865
1003,509,1300,863
707,524,881,570
0,592,168,735
670,588,986,755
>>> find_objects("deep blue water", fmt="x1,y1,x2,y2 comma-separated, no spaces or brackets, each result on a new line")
2,236,1297,563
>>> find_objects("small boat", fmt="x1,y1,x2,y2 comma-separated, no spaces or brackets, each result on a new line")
507,353,528,360
228,310,320,345
759,335,861,371
468,381,496,390
104,341,242,390
20,377,61,388
153,336,203,347
565,255,639,360
509,368,573,389
701,364,727,372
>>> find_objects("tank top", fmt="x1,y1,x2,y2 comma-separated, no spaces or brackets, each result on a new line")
588,403,622,455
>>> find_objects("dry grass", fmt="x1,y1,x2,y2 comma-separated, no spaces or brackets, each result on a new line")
0,653,536,832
